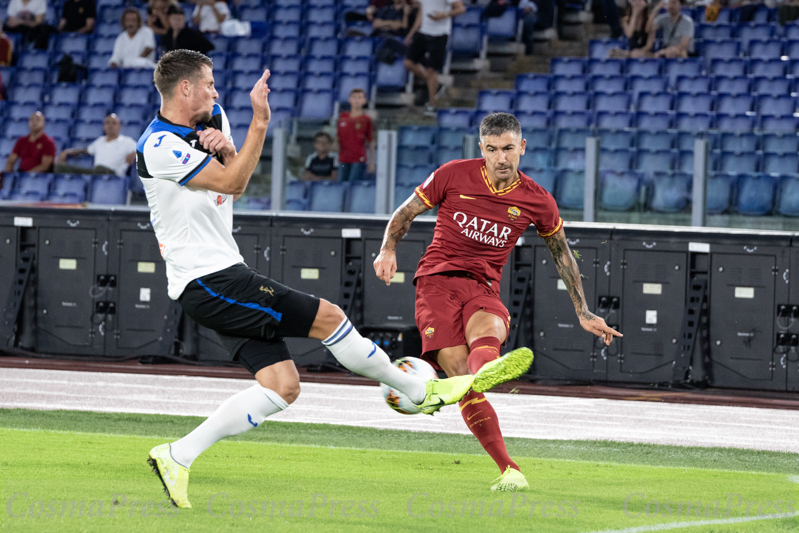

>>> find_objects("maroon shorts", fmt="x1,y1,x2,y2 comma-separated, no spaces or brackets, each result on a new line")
414,273,510,366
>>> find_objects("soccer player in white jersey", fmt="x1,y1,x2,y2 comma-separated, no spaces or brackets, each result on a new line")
138,50,487,509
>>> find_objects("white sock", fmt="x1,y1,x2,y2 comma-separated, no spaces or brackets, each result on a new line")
322,318,427,404
170,384,288,468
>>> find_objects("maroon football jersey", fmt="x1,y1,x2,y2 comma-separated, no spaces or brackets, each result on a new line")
414,158,562,290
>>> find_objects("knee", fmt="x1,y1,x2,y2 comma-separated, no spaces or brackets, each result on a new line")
320,299,346,326
278,379,301,405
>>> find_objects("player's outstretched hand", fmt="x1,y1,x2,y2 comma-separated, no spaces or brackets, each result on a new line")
578,312,622,346
198,127,235,161
373,249,397,286
250,69,271,125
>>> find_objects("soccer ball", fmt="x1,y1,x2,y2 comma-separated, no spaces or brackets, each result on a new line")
381,357,438,415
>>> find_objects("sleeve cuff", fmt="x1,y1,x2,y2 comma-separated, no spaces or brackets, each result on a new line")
537,217,563,238
179,154,212,186
414,186,435,209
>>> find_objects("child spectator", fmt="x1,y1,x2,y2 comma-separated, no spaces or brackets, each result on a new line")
336,88,374,182
303,132,338,181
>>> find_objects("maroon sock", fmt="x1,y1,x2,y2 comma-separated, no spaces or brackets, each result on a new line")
459,390,520,473
467,336,502,375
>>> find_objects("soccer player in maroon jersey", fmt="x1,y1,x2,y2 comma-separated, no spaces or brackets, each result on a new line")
374,112,622,491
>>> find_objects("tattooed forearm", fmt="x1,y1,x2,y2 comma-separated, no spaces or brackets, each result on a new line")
543,229,594,320
381,194,429,251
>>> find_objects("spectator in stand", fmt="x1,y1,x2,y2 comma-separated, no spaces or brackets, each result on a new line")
517,0,539,55
608,0,654,58
58,0,95,34
303,132,338,181
337,88,374,182
55,114,136,177
3,0,52,50
345,0,392,23
109,8,156,69
650,0,694,58
192,0,230,33
404,0,465,116
147,0,172,37
5,111,56,173
162,4,214,54
372,0,412,37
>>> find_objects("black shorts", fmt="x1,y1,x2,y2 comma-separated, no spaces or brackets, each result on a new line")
178,263,321,375
407,32,448,72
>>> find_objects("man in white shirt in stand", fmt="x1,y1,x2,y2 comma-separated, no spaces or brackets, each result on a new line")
56,113,137,176
403,0,465,116
191,0,229,33
109,7,156,68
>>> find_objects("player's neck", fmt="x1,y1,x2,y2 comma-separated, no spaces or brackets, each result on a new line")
487,170,519,191
160,105,197,129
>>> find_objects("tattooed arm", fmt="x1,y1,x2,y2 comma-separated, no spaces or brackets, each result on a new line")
373,193,431,285
544,227,623,346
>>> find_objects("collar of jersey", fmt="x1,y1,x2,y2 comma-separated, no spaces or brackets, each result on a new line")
156,112,206,134
480,166,522,196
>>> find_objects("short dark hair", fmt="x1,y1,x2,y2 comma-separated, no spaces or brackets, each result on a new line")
349,88,366,96
120,7,142,28
479,112,522,140
314,131,333,143
154,50,213,101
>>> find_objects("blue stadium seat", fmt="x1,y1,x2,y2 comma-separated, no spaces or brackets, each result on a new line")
222,108,250,129
305,5,336,24
664,59,703,87
437,109,474,128
309,181,346,212
457,6,483,25
556,169,584,209
272,22,301,39
396,164,436,185
273,6,302,23
231,37,265,57
587,58,624,76
635,111,672,130
436,146,463,166
87,69,119,87
397,145,432,166
14,68,46,87
339,57,371,76
270,55,301,73
117,87,152,107
597,129,634,149
713,76,750,96
519,147,553,170
514,92,549,113
18,52,49,69
715,114,756,132
637,131,673,151
451,23,484,55
785,40,799,61
121,120,143,139
747,39,782,60
649,172,691,213
227,89,253,109
306,56,337,75
229,126,248,148
630,76,668,102
285,180,307,202
599,171,639,210
437,126,472,148
555,147,585,170
268,89,297,110
300,72,335,91
95,22,119,38
231,71,262,90
340,37,373,59
552,111,592,128
516,110,549,128
51,174,88,201
89,174,128,204
600,148,634,172
477,90,514,112
83,86,115,107
625,58,662,77
715,93,754,116
16,172,53,196
515,74,549,92
786,23,799,40
675,150,694,173
590,75,626,93
709,58,748,79
88,53,113,70
675,131,704,152
776,176,799,216
4,119,30,138
717,151,760,174
552,75,587,93
114,105,148,125
230,55,263,72
0,138,18,156
595,111,632,129
550,57,585,75
675,76,711,94
675,113,712,132
752,76,791,96
555,128,591,150
9,103,39,121
718,132,758,153
239,6,267,23
48,84,82,106
524,167,557,195
265,109,293,133
552,92,590,112
9,85,43,105
762,153,799,175
588,39,623,59
42,103,75,122
55,34,89,55
265,38,299,60
735,23,776,48
337,73,370,104
700,39,739,67
374,59,407,90
696,23,734,40
757,95,795,117
636,91,672,113
759,116,799,132
593,92,630,113
285,197,309,211
346,181,376,213
675,92,713,114
749,59,786,78
761,133,799,155
308,38,339,58
636,149,674,173
399,126,437,147
9,190,45,202
523,128,550,150
485,7,517,39
393,183,415,209
0,173,15,200
736,173,776,215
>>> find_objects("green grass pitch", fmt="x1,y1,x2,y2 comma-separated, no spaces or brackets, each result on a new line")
1,408,797,533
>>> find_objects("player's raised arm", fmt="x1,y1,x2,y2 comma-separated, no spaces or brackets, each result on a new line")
373,192,430,286
543,227,623,346
186,70,271,196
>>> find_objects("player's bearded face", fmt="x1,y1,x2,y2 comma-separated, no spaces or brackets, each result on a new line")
190,66,218,125
480,132,526,182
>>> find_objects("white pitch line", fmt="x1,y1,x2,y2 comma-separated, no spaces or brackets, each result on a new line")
583,512,799,533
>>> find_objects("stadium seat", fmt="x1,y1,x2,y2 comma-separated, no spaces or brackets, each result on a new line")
51,174,88,201
599,171,639,210
555,147,585,170
717,151,760,174
595,111,633,129
238,6,268,23
636,91,672,113
393,183,415,209
736,173,776,215
635,111,672,130
587,58,624,76
664,59,703,86
757,95,796,117
649,172,691,213
9,103,40,121
762,153,799,175
514,92,549,113
339,57,371,76
272,22,301,39
308,38,339,58
715,93,754,116
675,76,712,94
229,126,248,149
305,6,336,24
285,180,307,202
675,113,713,132
776,176,799,216
309,181,346,212
48,84,82,106
637,131,673,151
89,174,128,204
636,149,674,173
519,147,553,170
749,59,786,78
676,131,704,152
588,39,623,59
374,58,407,90
346,181,376,213
285,197,309,211
436,146,463,166
747,39,782,60
761,133,799,155
550,58,585,75
555,169,584,209
593,92,630,113
706,173,735,214
552,75,587,93
696,23,734,40
526,167,557,195
270,55,302,73
18,52,49,69
675,92,713,114
399,126,437,147
341,37,373,59
87,69,119,87
516,111,549,128
88,53,114,70
718,132,758,153
735,23,776,48
786,22,799,40
83,87,115,107
700,40,740,67
477,90,514,112
590,75,626,94
269,89,297,111
300,73,335,91
0,172,15,199
555,128,591,150
9,190,45,202
709,59,748,80
524,128,550,150
298,89,334,120
15,68,46,86
396,164,436,185
16,172,53,197
9,86,43,105
675,150,694,173
437,126,472,148
42,104,75,122
273,6,302,23
515,74,549,93
752,76,791,96
759,116,799,132
600,148,634,172
485,7,517,39
630,76,669,102
625,58,662,77
4,119,30,138
451,23,484,55
230,55,263,72
397,145,432,166
437,109,474,128
552,92,590,112
597,129,634,150
715,114,756,133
